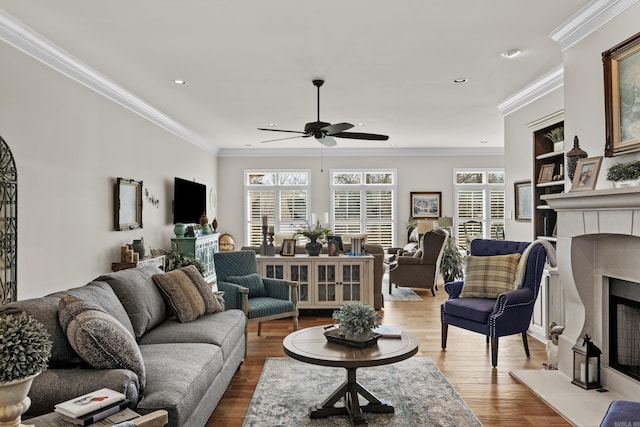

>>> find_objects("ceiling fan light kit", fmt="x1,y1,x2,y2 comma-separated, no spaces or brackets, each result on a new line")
258,79,389,147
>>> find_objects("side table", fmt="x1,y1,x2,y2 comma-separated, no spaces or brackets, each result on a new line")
25,408,168,427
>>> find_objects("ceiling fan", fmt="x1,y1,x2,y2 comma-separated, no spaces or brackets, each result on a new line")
258,79,389,147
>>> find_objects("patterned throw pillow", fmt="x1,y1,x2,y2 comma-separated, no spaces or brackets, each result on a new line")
225,273,267,298
58,295,146,389
460,253,522,298
153,265,223,323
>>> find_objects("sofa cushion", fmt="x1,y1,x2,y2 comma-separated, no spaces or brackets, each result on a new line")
460,253,521,298
95,266,168,338
0,296,84,368
48,281,136,338
58,295,146,389
138,309,245,361
137,343,223,427
225,272,267,298
152,266,223,322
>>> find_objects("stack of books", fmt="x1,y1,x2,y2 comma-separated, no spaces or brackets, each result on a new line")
54,388,129,426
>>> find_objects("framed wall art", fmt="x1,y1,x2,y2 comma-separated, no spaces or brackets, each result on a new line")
603,31,640,157
410,191,442,219
514,180,532,222
570,157,602,192
114,177,143,231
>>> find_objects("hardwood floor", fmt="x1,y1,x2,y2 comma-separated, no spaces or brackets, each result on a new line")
208,287,570,426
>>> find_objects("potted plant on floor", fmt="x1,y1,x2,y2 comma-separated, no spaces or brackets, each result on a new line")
606,160,640,188
0,310,52,426
332,301,381,341
439,236,464,284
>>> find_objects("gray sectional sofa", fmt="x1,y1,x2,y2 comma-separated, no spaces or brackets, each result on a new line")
2,266,245,427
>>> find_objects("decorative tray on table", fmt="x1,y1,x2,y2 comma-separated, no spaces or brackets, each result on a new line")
323,328,381,348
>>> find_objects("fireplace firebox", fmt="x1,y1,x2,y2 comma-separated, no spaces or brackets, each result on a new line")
609,278,640,383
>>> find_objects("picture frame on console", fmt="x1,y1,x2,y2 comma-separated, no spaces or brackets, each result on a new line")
281,239,296,257
410,191,442,219
328,241,340,256
603,31,640,157
570,157,602,192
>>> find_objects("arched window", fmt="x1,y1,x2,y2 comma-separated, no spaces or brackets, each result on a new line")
0,136,17,303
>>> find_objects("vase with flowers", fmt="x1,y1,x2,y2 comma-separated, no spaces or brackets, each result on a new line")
295,222,332,256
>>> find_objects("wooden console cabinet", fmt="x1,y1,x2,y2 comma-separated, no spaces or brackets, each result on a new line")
171,233,219,284
256,254,374,309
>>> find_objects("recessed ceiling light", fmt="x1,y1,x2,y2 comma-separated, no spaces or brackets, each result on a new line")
356,123,365,127
267,123,276,127
480,140,488,144
172,79,187,85
501,49,522,59
245,144,252,147
453,78,468,83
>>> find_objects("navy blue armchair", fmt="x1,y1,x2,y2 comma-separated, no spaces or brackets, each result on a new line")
440,239,547,367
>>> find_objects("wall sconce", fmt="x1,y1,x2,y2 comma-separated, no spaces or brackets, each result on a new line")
571,334,602,390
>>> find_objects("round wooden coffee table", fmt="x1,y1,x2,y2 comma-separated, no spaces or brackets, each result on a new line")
283,325,419,425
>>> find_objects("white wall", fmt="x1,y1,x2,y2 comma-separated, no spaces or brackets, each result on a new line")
216,153,503,246
563,3,640,174
503,88,564,242
0,42,217,299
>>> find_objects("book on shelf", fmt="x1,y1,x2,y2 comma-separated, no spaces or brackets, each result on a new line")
54,388,126,418
372,326,402,338
57,400,131,426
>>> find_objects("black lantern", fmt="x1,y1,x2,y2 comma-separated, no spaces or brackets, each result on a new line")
571,334,602,389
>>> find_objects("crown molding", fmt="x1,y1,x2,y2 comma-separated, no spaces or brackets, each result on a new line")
0,10,218,155
550,0,639,52
497,66,564,116
217,146,504,158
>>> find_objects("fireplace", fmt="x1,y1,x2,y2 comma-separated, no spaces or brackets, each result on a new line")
542,187,640,397
609,278,640,382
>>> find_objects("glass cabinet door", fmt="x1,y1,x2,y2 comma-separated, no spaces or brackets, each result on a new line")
341,263,361,302
264,264,284,280
316,264,337,303
290,264,310,303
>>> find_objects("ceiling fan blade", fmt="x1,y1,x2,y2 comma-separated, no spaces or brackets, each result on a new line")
321,122,354,135
333,132,389,141
261,135,305,143
317,136,338,147
257,128,306,134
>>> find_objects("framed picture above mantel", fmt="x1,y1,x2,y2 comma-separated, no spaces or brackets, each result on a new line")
603,31,640,157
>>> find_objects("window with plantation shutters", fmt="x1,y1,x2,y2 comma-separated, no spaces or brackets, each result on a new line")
331,170,396,248
245,170,309,245
454,169,504,249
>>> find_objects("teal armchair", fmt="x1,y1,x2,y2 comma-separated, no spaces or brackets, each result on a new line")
214,251,298,353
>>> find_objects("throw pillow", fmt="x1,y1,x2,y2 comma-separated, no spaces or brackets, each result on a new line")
460,253,522,298
58,295,146,389
225,273,267,298
152,265,223,322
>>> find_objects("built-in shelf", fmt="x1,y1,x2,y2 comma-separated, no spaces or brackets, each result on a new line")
536,150,564,160
537,236,557,242
536,181,565,188
536,205,552,210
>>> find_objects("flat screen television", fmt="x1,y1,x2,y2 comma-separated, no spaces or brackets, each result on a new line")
173,177,206,224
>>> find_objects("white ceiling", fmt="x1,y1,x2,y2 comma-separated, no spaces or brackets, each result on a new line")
0,0,592,154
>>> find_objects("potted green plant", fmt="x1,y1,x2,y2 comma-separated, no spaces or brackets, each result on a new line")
606,160,640,188
439,237,464,283
295,222,332,256
544,126,564,152
0,311,52,425
332,301,381,340
162,243,206,273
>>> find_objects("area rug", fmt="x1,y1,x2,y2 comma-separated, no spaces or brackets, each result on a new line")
242,357,483,427
382,274,422,301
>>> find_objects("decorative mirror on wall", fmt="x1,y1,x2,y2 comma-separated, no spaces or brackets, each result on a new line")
0,136,17,303
114,177,143,231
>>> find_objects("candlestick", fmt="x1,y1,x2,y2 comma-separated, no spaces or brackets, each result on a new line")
262,215,268,226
